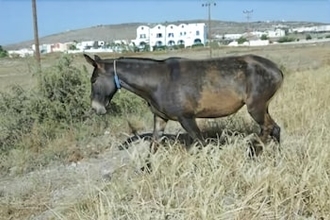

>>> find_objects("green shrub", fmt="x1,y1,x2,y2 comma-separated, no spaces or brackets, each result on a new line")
306,34,312,40
0,86,36,152
0,55,91,152
0,45,8,58
35,55,90,122
260,34,269,40
0,54,149,154
278,36,296,43
192,43,204,48
110,90,148,116
237,36,247,44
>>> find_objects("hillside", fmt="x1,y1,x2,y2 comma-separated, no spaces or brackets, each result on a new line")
4,19,328,50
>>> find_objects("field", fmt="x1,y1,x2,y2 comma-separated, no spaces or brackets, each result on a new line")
0,42,330,220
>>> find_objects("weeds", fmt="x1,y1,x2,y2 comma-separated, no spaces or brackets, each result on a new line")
0,54,148,174
1,46,330,219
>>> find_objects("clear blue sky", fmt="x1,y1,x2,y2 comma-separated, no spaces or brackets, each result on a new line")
1,0,329,45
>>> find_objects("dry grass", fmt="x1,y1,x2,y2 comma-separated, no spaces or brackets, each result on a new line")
0,43,330,219
63,66,330,220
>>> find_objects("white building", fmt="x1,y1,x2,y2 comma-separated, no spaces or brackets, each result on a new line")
265,29,286,38
76,41,105,51
8,48,34,58
132,23,206,51
292,25,330,33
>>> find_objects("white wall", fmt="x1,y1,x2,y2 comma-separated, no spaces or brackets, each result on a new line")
133,23,206,50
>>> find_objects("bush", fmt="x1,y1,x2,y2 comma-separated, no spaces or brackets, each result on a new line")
237,36,247,44
192,43,204,48
110,91,148,115
35,55,90,122
0,86,36,152
0,55,90,152
260,34,269,40
277,36,296,43
306,34,312,40
0,54,149,153
0,45,8,58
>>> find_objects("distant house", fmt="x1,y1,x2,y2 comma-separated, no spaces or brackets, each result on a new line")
8,48,34,58
265,29,286,38
222,34,242,40
291,25,330,33
32,43,52,54
51,42,72,52
132,23,206,51
76,41,105,51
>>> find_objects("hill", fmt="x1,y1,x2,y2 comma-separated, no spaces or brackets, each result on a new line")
4,19,328,50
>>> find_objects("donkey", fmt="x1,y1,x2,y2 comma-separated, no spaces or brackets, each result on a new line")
84,54,283,169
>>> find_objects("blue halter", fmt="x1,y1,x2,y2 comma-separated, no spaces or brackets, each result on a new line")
113,60,121,90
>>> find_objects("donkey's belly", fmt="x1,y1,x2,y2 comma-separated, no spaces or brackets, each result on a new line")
195,90,245,118
148,102,179,121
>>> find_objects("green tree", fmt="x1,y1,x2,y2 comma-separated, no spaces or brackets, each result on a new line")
237,36,247,44
0,45,8,58
306,34,312,40
260,34,269,40
68,44,77,50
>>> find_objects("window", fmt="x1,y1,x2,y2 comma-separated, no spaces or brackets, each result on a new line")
156,33,162,38
168,33,174,38
139,34,146,39
196,30,200,36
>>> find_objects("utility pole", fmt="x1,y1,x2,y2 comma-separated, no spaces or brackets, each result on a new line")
202,1,216,57
243,9,253,38
32,0,41,69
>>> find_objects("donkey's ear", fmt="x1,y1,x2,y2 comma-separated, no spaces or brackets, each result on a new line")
94,55,102,62
84,54,96,67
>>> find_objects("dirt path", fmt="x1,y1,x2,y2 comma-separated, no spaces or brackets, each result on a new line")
0,136,150,220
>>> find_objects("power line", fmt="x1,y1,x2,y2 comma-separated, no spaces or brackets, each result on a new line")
243,9,254,37
202,1,216,57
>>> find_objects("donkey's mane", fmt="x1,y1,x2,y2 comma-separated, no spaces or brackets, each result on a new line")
118,56,165,63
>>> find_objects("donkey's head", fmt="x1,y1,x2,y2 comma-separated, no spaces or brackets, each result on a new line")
84,54,120,114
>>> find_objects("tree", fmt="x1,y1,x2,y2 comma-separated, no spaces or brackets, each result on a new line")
0,45,8,58
237,36,247,44
260,34,269,40
306,34,312,40
68,44,77,50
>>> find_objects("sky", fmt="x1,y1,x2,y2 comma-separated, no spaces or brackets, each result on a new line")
0,0,329,45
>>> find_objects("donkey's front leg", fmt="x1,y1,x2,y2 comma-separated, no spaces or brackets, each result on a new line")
142,114,168,172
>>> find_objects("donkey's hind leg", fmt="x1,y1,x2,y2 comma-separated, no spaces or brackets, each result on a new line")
270,122,281,144
178,117,206,150
246,98,279,155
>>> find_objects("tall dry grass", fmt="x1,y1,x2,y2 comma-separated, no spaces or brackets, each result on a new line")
59,66,330,219
0,46,330,219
